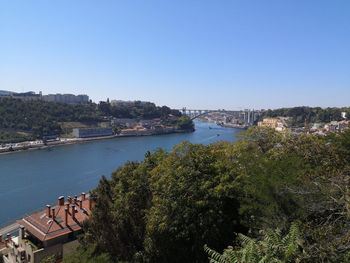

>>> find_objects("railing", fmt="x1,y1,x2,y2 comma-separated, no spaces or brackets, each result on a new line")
0,206,50,237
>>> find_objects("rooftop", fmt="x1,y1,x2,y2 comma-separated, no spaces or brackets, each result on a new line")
18,194,94,242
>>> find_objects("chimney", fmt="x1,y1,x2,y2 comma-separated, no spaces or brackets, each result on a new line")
88,195,96,211
71,205,76,219
88,197,93,210
66,202,70,212
81,192,86,201
58,196,64,206
79,199,83,208
64,208,69,225
46,205,51,217
5,233,10,247
67,196,72,203
19,225,25,243
52,208,56,220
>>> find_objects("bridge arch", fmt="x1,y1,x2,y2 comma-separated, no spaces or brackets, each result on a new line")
188,110,230,121
180,108,258,126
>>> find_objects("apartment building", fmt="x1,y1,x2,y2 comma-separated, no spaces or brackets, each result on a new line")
42,94,89,104
72,128,114,138
258,118,287,131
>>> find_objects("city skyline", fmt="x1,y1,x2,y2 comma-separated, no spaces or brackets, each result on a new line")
1,0,350,109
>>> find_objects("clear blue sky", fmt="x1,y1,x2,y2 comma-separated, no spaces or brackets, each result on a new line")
1,0,349,109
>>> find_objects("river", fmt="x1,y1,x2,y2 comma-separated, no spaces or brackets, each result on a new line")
0,121,241,225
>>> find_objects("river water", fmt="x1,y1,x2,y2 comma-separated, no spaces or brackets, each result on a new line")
0,121,241,225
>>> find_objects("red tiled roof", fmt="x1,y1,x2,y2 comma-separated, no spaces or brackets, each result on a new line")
18,196,93,242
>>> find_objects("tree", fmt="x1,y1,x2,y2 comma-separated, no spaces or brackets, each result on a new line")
82,151,164,261
144,142,243,263
63,246,112,263
0,98,187,142
78,127,350,262
40,255,56,263
204,223,305,263
176,116,194,130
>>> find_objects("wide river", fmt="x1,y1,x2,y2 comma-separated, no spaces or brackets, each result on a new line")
0,121,241,225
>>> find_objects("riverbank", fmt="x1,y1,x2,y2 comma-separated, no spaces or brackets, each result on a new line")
0,127,195,155
0,121,239,225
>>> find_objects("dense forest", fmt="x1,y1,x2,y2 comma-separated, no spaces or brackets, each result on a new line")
0,99,189,143
62,127,350,263
260,106,350,127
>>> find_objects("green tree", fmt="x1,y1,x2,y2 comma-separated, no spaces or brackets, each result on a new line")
83,150,166,262
77,126,350,262
176,116,194,130
144,142,243,263
63,246,112,263
205,223,305,263
40,255,56,263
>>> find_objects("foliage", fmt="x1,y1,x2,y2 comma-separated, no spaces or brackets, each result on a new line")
40,255,56,263
63,245,112,263
144,143,243,263
260,106,350,127
0,98,186,142
98,100,181,120
0,98,98,140
79,126,350,263
175,116,195,130
82,144,244,262
204,223,305,263
83,160,153,261
0,131,34,143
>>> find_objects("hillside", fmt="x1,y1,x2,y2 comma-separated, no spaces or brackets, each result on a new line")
260,106,350,127
0,98,191,143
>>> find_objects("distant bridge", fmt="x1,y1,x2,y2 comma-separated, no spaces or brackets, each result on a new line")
179,108,260,126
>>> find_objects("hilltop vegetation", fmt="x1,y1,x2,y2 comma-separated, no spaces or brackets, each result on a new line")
0,98,190,143
64,127,350,263
261,106,350,127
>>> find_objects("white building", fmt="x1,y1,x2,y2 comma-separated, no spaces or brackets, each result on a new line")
42,94,89,104
341,112,347,119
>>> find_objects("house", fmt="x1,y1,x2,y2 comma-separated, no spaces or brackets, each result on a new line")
324,120,349,133
111,118,138,128
257,118,287,131
72,128,114,138
1,193,95,263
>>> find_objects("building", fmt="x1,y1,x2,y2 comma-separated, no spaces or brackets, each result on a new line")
0,91,42,101
12,92,42,102
72,128,114,138
258,118,287,131
0,91,90,104
110,100,149,107
341,112,347,119
111,118,138,128
324,120,349,133
0,91,89,104
0,90,14,97
42,94,89,104
1,194,95,263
